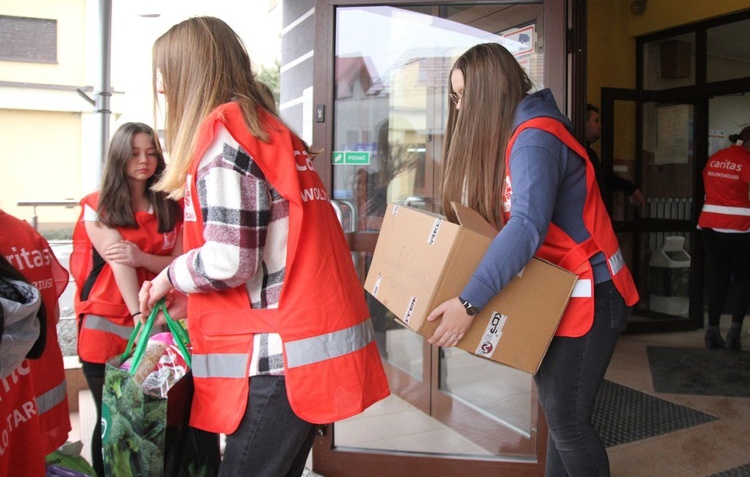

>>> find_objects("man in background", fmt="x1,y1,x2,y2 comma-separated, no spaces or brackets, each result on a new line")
586,103,646,211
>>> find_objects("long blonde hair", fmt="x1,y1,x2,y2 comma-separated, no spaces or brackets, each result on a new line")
152,16,279,198
441,43,533,229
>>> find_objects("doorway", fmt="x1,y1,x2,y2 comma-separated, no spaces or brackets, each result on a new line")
601,89,707,332
595,11,750,334
311,1,566,475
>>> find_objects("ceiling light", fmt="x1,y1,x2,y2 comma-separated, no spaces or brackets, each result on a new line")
630,0,647,15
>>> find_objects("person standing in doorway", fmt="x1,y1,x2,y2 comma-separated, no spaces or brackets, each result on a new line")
138,17,389,477
586,103,645,210
427,43,639,477
697,125,750,351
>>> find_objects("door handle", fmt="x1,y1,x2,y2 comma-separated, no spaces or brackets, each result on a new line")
331,199,357,233
403,196,429,209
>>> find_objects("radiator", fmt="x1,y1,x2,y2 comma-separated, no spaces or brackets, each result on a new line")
646,197,692,253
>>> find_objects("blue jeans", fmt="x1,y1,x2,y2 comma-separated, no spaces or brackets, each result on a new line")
533,280,629,477
219,375,317,477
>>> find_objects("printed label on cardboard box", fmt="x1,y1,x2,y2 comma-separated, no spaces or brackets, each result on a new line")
475,312,507,358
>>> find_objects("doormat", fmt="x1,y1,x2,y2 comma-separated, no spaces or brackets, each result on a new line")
591,380,717,448
710,462,750,477
647,346,750,398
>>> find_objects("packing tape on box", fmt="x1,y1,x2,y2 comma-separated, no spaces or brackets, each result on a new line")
404,296,417,325
427,218,442,245
372,273,382,296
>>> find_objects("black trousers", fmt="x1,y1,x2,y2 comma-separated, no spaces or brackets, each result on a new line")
702,228,750,326
81,360,105,477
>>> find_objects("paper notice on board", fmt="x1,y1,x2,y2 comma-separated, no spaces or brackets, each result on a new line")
655,104,691,164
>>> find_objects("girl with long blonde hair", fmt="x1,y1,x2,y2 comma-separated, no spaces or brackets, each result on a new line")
139,17,388,476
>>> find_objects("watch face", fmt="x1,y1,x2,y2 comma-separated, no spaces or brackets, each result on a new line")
461,299,479,316
459,297,479,316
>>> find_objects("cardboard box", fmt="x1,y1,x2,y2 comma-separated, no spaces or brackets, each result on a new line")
364,202,578,374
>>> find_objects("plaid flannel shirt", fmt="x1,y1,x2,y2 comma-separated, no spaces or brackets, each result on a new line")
169,125,288,376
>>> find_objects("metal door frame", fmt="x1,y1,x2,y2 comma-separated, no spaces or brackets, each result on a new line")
311,1,572,475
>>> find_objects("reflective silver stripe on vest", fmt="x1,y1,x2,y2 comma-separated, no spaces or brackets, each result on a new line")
608,248,625,276
191,320,377,378
36,380,67,414
285,319,376,369
570,279,593,298
702,204,750,217
192,353,248,379
84,315,134,340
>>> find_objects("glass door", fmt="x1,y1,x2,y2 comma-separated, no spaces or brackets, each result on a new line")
600,88,707,332
312,2,567,475
606,14,750,333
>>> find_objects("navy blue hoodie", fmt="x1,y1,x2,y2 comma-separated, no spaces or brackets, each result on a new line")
460,88,611,310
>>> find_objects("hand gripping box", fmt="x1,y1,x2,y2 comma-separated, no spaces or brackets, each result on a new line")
364,202,578,374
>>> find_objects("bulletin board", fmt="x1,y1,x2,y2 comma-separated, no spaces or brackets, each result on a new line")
655,104,692,165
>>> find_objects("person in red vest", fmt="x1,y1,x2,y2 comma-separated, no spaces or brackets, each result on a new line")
697,125,750,350
0,210,70,458
69,122,183,476
138,16,389,476
0,254,48,476
427,43,638,477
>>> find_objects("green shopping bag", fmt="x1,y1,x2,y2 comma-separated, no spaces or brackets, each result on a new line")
101,300,219,477
45,441,97,476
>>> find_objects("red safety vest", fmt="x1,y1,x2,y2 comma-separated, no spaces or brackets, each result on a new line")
181,102,389,433
70,193,181,363
0,359,48,477
0,210,71,454
697,145,750,231
503,118,639,337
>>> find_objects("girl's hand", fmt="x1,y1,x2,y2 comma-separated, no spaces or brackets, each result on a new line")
139,268,174,316
105,240,144,267
138,290,187,326
164,291,188,322
426,297,473,347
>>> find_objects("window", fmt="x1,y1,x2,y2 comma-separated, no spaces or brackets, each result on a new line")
0,15,57,63
707,17,750,83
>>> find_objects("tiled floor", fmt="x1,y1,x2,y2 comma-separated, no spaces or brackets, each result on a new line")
68,318,750,476
604,320,750,477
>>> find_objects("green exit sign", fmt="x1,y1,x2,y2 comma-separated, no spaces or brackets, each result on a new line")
332,151,371,165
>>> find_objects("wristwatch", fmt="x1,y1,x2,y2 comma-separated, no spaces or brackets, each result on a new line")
458,297,480,316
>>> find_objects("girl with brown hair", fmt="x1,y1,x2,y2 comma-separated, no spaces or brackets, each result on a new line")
71,121,183,476
427,43,639,477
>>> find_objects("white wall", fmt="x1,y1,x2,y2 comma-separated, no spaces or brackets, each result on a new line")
708,94,750,154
